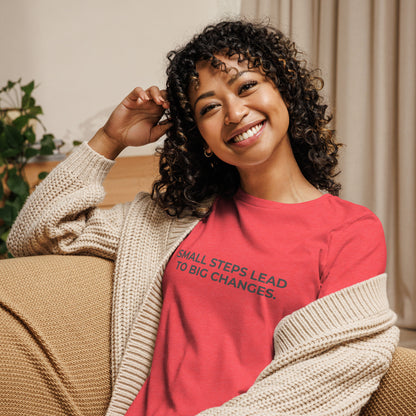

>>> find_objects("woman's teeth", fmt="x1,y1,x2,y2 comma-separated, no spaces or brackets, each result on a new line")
231,123,263,143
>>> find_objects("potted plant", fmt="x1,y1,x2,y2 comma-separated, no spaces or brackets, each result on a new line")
0,79,57,257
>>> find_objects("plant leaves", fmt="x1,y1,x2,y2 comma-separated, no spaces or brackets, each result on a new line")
1,228,10,242
6,173,29,198
0,238,7,255
0,205,17,227
25,147,39,159
5,195,26,212
4,124,24,147
24,126,36,143
1,80,17,93
21,80,35,97
28,105,43,117
0,179,3,200
22,95,36,109
38,171,49,180
40,134,55,155
12,114,30,131
2,148,20,158
0,132,6,152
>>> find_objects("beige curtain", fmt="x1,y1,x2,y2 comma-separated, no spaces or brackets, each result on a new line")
240,0,416,330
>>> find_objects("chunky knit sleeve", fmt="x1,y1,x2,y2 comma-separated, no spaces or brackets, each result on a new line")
7,142,129,260
197,274,399,416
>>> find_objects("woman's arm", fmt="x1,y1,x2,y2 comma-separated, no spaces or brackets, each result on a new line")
197,275,399,416
7,142,127,259
7,86,171,259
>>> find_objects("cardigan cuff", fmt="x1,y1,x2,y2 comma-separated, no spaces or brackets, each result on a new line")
274,274,397,353
58,142,115,184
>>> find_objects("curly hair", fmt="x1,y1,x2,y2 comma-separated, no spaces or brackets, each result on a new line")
152,20,342,217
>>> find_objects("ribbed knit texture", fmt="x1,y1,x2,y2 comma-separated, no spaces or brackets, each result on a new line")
0,255,113,416
360,347,416,415
7,143,400,416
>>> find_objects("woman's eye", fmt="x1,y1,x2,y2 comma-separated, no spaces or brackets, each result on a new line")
239,81,258,94
200,103,219,116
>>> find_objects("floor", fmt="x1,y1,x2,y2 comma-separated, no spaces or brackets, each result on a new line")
399,327,416,349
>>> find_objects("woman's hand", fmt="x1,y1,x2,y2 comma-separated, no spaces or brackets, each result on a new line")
89,86,172,159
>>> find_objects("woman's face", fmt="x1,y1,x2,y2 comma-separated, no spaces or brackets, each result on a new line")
188,55,291,173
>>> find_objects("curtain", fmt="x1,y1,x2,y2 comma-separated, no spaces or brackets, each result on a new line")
240,0,416,330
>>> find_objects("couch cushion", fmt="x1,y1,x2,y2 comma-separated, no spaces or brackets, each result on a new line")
360,346,416,415
0,255,114,416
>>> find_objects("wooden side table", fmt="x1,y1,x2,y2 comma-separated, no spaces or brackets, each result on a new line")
24,154,159,208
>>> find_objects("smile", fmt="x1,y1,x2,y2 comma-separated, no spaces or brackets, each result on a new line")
228,121,265,144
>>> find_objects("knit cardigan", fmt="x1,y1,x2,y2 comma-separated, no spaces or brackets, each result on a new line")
8,143,399,416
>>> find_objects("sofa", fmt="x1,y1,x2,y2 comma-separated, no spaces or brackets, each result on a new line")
0,254,415,416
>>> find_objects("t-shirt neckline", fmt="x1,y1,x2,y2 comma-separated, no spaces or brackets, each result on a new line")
234,188,332,208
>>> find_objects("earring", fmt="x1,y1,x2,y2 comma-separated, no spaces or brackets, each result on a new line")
204,148,213,158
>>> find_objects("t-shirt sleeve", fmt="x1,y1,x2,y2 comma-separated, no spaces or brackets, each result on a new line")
318,212,387,298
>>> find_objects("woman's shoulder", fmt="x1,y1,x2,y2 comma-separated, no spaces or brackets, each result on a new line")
324,194,382,226
319,196,385,253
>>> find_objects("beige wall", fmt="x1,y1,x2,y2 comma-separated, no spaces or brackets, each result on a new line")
0,0,241,156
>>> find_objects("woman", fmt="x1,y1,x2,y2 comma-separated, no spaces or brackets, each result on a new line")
8,20,398,415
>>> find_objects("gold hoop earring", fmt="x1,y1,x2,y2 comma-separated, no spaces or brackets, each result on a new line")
204,148,213,158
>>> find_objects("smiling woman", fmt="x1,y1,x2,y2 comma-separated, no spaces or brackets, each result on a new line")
187,56,319,201
6,19,399,416
153,20,341,217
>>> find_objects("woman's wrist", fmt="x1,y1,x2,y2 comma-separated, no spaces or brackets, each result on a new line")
88,128,126,160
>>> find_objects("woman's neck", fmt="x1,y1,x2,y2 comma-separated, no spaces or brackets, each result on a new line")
238,146,322,203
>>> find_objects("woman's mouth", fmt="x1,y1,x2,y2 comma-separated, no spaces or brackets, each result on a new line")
228,121,265,144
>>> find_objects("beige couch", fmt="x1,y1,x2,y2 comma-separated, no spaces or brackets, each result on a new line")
0,255,415,416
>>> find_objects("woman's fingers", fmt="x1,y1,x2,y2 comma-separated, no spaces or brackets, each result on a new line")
125,86,169,109
149,120,173,143
147,86,168,107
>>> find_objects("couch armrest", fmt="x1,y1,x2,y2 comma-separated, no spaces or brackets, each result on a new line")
0,255,114,416
360,346,416,415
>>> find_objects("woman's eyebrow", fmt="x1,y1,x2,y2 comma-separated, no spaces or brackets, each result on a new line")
193,70,252,110
193,91,215,110
227,70,250,85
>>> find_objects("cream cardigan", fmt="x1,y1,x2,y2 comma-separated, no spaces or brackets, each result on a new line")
8,143,399,416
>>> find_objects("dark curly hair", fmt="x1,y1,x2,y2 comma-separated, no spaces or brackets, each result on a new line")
152,20,342,217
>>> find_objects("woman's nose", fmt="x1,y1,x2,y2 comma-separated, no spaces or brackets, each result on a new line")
224,97,248,125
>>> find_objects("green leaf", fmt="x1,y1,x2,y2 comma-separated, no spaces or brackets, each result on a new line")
0,205,17,227
40,133,55,155
24,126,36,143
5,195,26,212
38,171,48,180
22,95,36,109
2,148,20,158
12,114,30,131
0,238,7,255
72,140,83,146
21,80,35,97
6,173,29,198
1,228,10,243
0,179,3,199
0,132,7,151
2,80,17,93
28,105,43,117
4,124,24,147
25,147,39,159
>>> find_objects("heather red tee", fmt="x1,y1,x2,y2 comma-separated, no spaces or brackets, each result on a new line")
125,190,386,416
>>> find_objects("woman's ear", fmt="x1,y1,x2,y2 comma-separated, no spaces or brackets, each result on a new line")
203,145,213,158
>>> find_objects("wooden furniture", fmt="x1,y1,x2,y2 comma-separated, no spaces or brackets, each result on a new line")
24,154,159,208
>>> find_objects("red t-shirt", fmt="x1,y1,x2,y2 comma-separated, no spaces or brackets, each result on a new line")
125,190,386,415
